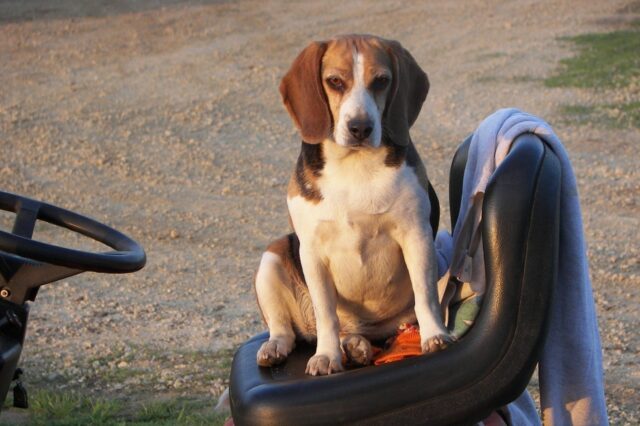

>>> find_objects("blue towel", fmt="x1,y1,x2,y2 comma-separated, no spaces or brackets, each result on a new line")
436,108,608,425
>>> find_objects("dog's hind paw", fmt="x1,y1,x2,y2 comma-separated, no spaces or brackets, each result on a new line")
421,333,457,354
256,339,292,367
341,334,373,366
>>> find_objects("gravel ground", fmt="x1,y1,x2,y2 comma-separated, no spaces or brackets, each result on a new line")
0,0,638,423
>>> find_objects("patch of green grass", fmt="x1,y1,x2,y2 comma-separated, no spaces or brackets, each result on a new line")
130,398,227,425
545,28,640,88
560,104,596,122
27,390,122,425
2,390,228,426
559,101,640,128
547,23,640,128
0,346,236,425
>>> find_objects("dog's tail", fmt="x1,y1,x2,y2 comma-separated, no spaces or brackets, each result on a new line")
215,387,230,412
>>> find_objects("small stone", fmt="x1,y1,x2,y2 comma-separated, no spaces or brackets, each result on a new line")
47,372,62,381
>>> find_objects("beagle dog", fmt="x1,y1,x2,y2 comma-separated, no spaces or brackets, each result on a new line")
255,34,453,376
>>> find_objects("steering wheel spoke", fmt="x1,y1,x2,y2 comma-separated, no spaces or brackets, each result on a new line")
11,198,40,239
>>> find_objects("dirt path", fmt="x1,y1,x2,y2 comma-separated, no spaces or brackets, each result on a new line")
1,0,638,423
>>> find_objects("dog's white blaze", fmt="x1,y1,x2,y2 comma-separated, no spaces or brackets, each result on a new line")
335,52,382,148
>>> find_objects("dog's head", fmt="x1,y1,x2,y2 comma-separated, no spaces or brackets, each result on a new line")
280,34,429,148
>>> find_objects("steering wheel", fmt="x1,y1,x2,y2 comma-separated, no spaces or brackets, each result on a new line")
0,190,146,304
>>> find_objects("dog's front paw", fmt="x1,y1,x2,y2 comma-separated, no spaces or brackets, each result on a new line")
305,352,344,376
341,334,373,366
421,333,457,354
256,339,293,367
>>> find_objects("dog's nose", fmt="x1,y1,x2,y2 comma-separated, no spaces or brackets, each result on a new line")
347,119,373,141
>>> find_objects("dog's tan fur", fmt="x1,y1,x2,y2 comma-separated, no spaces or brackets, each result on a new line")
255,35,453,376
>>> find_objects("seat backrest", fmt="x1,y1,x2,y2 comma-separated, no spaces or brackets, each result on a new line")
449,134,472,229
414,133,561,424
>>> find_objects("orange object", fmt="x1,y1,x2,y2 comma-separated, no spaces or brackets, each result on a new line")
373,323,423,365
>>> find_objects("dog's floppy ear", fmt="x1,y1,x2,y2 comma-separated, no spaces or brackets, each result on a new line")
279,41,331,144
383,40,429,146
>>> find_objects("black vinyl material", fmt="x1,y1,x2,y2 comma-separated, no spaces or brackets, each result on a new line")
449,134,471,228
0,299,28,410
230,134,561,425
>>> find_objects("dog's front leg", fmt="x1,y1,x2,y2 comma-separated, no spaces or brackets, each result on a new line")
400,226,455,353
299,245,344,376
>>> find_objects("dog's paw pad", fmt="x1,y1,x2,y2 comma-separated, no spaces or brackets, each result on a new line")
256,340,288,367
342,334,372,366
305,354,344,376
421,333,456,354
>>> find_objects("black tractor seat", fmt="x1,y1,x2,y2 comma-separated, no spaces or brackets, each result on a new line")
229,133,561,425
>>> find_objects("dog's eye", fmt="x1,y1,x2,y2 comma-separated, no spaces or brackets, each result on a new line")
371,75,390,90
326,76,345,91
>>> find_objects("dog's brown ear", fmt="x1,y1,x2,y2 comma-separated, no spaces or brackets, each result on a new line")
279,41,331,144
383,40,429,146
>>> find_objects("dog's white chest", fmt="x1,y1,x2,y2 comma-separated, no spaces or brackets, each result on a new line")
314,212,410,303
319,150,402,216
288,158,427,323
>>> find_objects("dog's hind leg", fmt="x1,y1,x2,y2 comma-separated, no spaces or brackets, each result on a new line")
255,250,296,367
254,234,312,367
